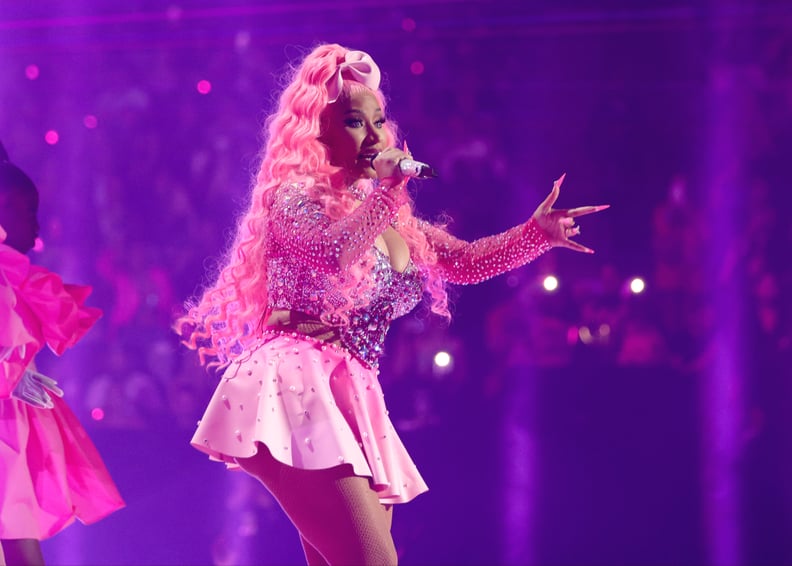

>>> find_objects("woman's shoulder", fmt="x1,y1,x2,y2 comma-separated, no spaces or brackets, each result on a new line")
272,179,318,203
268,180,330,224
411,215,450,235
272,178,328,201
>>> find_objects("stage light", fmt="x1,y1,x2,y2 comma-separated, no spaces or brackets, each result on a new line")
197,80,212,94
83,115,98,129
433,351,451,368
629,277,646,294
91,407,105,421
25,64,40,80
542,275,559,291
410,61,425,75
44,130,59,145
578,326,592,344
235,30,251,51
402,18,417,32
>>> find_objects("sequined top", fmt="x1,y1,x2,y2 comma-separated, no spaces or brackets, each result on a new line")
266,182,552,368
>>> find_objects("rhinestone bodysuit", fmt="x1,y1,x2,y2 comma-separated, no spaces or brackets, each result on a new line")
266,183,552,368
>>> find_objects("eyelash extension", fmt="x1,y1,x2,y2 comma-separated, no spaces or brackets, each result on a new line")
343,117,387,128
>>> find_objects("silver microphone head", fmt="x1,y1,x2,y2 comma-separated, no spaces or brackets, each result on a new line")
399,158,438,179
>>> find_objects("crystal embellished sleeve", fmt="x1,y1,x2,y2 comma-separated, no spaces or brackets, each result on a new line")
268,183,400,273
420,218,553,285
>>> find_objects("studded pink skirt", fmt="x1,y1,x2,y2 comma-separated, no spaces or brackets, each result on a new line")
190,332,428,504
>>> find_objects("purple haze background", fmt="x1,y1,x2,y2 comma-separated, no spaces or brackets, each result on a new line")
2,1,791,564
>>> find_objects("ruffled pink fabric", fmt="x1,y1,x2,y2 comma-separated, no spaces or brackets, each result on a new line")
0,246,36,378
0,396,125,539
0,242,124,538
192,332,428,504
0,244,101,397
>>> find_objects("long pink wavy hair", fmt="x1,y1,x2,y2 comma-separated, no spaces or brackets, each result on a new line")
179,43,449,366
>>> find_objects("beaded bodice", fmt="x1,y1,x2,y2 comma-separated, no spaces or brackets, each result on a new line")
264,182,552,368
340,251,424,364
266,183,424,368
268,249,423,368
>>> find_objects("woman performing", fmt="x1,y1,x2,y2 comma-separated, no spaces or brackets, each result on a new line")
0,143,125,566
180,43,608,565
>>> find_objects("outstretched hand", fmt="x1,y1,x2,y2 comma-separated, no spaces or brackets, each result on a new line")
532,174,609,254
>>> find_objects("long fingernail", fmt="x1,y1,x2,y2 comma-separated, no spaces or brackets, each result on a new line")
555,172,567,186
596,204,610,211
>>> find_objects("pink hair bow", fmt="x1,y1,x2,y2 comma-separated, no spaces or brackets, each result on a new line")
325,50,381,103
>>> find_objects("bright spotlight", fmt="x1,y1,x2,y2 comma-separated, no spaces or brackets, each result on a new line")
542,275,559,292
629,277,646,294
433,351,452,368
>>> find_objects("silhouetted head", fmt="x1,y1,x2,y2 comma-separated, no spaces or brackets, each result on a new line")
0,141,40,253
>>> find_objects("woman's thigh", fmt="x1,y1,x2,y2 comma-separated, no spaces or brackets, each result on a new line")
237,446,397,565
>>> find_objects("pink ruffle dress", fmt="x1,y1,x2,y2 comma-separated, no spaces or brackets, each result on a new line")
192,182,552,504
0,243,125,540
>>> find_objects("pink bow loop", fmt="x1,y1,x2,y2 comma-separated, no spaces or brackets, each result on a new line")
325,50,381,103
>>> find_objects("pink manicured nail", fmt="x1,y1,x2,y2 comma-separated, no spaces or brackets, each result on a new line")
555,172,566,186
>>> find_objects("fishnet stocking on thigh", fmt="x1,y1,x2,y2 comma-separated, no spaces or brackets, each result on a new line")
237,447,397,566
299,534,330,566
298,498,394,566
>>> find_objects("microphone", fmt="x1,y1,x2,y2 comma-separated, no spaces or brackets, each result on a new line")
398,158,438,179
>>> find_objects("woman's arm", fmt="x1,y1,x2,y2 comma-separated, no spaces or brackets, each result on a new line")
420,219,552,285
268,183,404,273
421,175,608,285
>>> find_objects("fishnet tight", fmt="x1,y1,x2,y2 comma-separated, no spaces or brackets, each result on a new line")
237,446,396,566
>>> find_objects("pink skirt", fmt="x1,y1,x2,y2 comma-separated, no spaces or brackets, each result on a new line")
191,332,428,504
0,396,125,540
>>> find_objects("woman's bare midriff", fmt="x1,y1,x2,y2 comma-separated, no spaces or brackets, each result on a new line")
265,309,342,345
